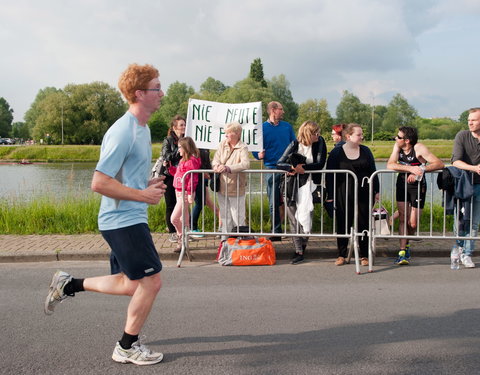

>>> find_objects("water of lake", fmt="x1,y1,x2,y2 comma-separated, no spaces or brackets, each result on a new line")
0,161,442,202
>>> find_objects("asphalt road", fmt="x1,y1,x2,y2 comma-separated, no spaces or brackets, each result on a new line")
1,258,479,375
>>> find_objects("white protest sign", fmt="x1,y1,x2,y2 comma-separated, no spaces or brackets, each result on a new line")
185,99,263,152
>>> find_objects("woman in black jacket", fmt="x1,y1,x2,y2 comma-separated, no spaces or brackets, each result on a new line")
156,115,185,242
277,121,327,264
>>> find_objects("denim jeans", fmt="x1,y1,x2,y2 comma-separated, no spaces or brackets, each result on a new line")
266,171,282,234
454,184,480,256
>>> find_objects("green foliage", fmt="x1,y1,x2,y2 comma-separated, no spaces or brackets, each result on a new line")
459,110,469,125
381,93,418,132
149,81,195,142
415,117,465,139
0,145,100,161
249,58,267,88
0,193,100,234
197,77,228,101
335,90,371,126
12,122,30,139
296,98,333,135
373,131,394,141
27,83,126,145
269,74,298,125
219,78,274,120
0,97,14,137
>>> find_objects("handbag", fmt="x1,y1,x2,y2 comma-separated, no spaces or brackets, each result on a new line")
372,207,390,235
217,237,276,266
210,150,235,192
209,173,221,192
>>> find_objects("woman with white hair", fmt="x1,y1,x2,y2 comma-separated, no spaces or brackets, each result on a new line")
212,122,250,237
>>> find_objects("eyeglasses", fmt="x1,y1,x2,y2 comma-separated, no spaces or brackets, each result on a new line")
142,88,161,92
395,135,404,139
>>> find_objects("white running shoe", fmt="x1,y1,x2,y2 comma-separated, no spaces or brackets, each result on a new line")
461,254,475,268
44,270,73,315
112,340,163,366
168,233,178,243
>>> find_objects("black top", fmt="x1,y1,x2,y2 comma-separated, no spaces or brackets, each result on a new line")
276,137,327,185
397,146,426,185
326,144,379,199
161,134,182,176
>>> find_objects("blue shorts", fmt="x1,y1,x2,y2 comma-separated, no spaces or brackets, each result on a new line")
101,223,162,280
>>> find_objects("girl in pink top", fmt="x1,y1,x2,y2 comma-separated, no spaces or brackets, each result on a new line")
170,136,201,252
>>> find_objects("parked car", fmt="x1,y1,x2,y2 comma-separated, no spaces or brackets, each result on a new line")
0,138,15,144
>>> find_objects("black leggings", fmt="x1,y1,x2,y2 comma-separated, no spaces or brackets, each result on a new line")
164,175,177,233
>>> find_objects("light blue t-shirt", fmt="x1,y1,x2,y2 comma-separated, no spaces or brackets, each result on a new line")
95,111,152,231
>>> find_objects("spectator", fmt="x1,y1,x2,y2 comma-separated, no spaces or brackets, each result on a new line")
152,115,185,243
170,137,201,252
450,107,480,268
331,123,346,147
387,126,444,265
212,122,250,239
277,121,327,264
253,101,296,240
326,123,379,267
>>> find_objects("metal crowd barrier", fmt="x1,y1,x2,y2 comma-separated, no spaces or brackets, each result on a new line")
176,169,363,273
367,169,479,272
174,168,479,274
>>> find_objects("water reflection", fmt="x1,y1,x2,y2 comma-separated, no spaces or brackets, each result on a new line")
0,161,441,202
0,162,96,199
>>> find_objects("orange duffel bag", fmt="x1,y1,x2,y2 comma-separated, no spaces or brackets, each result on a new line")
217,237,276,266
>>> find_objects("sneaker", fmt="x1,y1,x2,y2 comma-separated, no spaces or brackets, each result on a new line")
360,257,369,266
44,270,73,315
168,233,178,243
291,253,304,265
191,229,204,238
112,340,163,366
461,254,475,268
394,250,409,265
335,256,345,266
405,244,411,260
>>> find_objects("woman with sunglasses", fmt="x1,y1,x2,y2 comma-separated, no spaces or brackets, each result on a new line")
277,121,327,264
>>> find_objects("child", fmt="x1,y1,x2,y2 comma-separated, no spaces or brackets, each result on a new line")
170,137,201,252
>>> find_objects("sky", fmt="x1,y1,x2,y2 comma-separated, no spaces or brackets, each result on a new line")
1,0,479,123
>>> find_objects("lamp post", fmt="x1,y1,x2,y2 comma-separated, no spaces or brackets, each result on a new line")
61,104,64,145
371,93,375,143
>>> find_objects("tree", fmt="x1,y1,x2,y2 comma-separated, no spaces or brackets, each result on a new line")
29,82,126,144
219,77,274,121
296,99,333,135
24,87,61,135
335,90,371,126
459,110,469,126
249,58,267,88
381,93,418,133
269,74,298,125
198,77,228,101
415,117,463,140
12,122,30,139
149,81,195,142
0,97,14,137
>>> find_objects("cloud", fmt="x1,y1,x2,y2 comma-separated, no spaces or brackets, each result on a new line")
0,0,478,122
